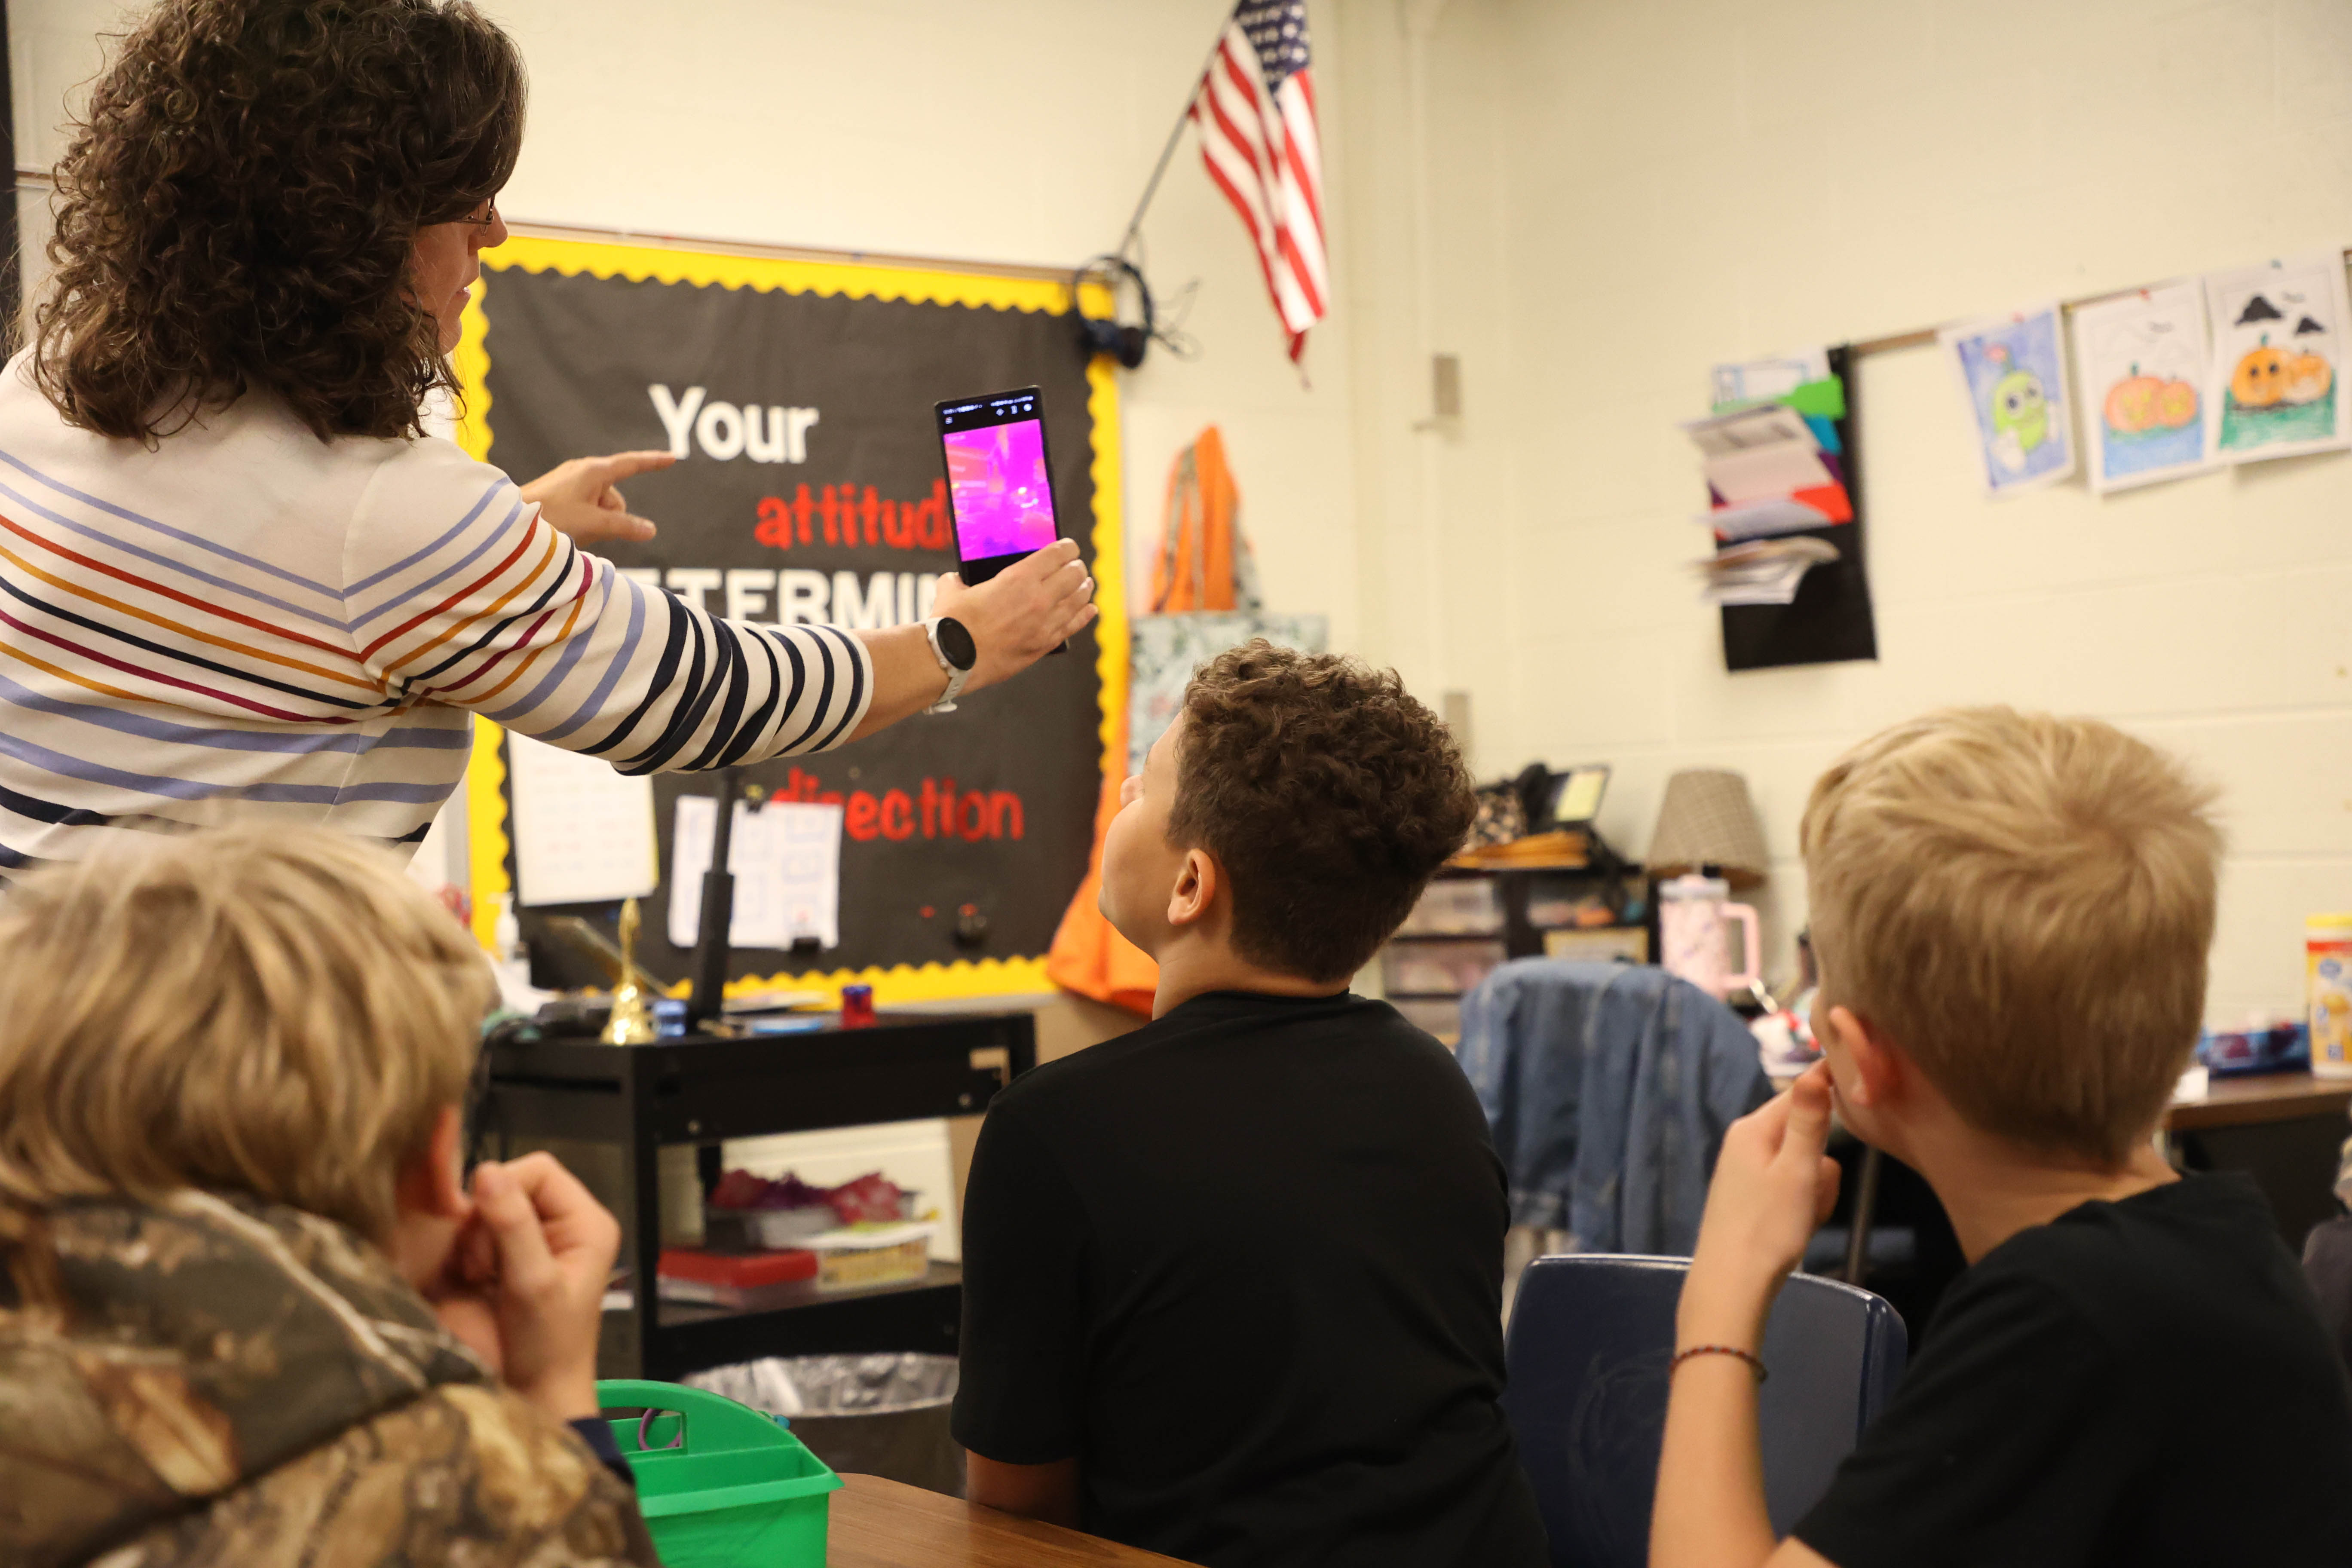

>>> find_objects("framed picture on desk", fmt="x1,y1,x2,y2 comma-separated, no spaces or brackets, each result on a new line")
1543,927,1648,965
1542,765,1611,832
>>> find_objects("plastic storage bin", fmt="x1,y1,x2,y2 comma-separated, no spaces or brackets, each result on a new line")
1381,938,1506,996
599,1379,843,1568
805,1222,936,1291
1394,878,1504,936
1524,873,1617,930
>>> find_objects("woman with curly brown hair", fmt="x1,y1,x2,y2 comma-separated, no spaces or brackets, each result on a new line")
0,0,1093,876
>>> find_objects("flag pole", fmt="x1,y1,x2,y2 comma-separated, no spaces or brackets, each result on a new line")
1113,24,1232,265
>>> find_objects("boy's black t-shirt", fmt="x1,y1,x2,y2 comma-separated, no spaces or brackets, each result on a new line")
951,989,1548,1568
1796,1173,2352,1568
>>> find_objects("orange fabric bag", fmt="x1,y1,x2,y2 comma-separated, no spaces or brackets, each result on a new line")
1042,771,1159,1016
1148,425,1243,612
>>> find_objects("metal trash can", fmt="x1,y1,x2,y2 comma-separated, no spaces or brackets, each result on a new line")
685,1354,963,1497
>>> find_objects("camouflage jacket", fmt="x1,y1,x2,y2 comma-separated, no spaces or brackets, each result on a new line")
0,1190,661,1568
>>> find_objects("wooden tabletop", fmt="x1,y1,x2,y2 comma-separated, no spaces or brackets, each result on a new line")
828,1473,1200,1567
2165,1071,2352,1132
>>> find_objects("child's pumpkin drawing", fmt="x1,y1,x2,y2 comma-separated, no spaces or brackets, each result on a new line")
2208,261,2348,457
2231,340,2287,408
2283,350,2334,405
2103,369,2163,433
2152,378,2198,429
2073,282,2212,490
2102,368,2198,433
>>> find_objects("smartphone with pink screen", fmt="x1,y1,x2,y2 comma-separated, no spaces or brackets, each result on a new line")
934,386,1065,586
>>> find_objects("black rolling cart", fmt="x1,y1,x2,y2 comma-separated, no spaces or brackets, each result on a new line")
480,1011,1033,1380
477,764,1037,1380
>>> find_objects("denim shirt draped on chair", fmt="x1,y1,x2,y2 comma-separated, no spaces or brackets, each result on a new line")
1455,959,1771,1254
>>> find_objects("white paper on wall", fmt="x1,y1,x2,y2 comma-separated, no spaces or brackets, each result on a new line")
669,795,843,951
2201,254,2352,466
1939,303,2077,496
2070,282,2212,496
506,732,659,908
1709,348,1831,409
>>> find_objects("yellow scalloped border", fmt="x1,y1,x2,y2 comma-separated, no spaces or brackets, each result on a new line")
481,233,1099,316
463,714,512,950
451,275,494,468
451,235,1124,1004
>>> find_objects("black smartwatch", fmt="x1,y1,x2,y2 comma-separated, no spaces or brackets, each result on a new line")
923,616,977,714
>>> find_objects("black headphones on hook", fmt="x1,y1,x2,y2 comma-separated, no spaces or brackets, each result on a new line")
1071,254,1155,370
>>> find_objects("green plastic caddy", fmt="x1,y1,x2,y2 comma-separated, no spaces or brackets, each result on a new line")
599,1379,844,1568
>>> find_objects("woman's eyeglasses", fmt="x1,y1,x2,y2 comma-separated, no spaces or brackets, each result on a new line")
459,199,499,229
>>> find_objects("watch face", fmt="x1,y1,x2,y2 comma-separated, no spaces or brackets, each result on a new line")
936,616,977,671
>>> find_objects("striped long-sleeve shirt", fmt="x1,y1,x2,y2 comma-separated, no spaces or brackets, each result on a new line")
0,357,872,873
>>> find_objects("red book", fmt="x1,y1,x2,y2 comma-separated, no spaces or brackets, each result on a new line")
657,1247,819,1288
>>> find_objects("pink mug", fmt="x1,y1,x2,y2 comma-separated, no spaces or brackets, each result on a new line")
1657,874,1761,1000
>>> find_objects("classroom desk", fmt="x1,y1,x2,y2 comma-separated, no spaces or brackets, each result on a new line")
2163,1071,2350,1248
1834,1072,2352,1319
829,1473,1198,1567
2165,1071,2352,1132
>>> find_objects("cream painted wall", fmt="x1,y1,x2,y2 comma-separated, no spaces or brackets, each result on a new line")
1328,0,1521,715
8,0,1361,651
1348,0,2352,1023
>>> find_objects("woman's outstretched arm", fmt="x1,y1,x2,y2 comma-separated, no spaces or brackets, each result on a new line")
348,441,1094,769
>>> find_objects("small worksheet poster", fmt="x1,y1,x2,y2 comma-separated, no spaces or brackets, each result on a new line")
507,732,660,907
669,796,844,952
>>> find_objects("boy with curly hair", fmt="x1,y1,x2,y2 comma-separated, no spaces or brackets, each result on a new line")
0,826,654,1567
954,642,1548,1568
1653,707,2352,1568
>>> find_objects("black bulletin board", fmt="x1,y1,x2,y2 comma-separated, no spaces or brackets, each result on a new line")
456,238,1122,998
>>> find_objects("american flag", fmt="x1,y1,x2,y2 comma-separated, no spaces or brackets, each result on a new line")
1190,0,1326,362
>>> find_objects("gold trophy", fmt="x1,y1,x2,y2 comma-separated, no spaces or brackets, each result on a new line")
601,897,658,1045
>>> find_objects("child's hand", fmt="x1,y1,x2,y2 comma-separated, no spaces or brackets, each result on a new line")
436,1154,621,1423
426,1256,504,1376
1678,1062,1843,1350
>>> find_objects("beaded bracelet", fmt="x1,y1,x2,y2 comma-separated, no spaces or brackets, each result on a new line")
1670,1344,1768,1383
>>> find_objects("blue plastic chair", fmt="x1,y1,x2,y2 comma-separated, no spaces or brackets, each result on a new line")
1501,1254,1908,1568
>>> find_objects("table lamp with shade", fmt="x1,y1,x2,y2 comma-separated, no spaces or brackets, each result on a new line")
1648,769,1769,999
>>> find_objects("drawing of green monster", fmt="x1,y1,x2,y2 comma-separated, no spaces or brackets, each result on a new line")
1985,343,2050,473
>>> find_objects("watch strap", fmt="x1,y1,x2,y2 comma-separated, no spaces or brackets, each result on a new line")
924,617,974,714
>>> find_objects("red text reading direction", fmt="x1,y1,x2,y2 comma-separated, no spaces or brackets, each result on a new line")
770,766,1024,844
756,480,952,553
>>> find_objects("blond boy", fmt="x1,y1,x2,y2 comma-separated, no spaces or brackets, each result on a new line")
0,827,653,1567
1653,707,2352,1568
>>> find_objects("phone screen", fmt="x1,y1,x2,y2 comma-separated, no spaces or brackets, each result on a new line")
936,387,1060,583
